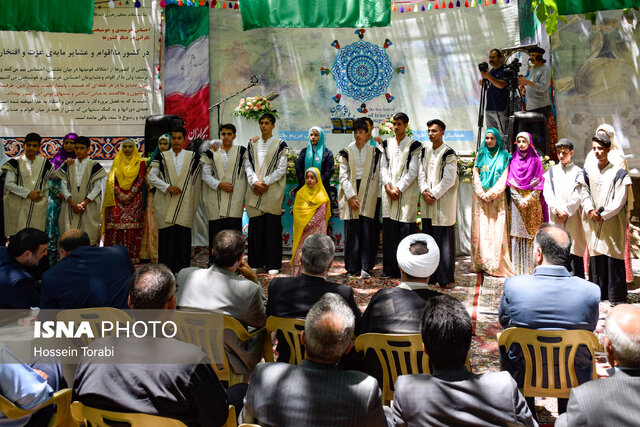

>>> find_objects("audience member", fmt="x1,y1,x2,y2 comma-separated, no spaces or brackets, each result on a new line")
499,223,600,415
177,229,266,375
0,228,48,309
40,229,133,309
266,234,362,362
73,263,230,426
240,293,388,426
555,304,640,427
393,294,537,426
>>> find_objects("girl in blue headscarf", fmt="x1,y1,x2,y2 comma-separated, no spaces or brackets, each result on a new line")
295,126,334,192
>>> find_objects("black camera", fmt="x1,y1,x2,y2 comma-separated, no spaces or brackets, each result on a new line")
478,62,489,72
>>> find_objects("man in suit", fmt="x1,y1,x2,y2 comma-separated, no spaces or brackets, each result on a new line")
556,304,640,426
266,233,362,362
393,294,537,426
177,229,266,375
240,293,388,426
40,229,133,309
498,223,600,415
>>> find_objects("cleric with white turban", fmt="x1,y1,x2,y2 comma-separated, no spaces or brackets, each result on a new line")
396,233,440,281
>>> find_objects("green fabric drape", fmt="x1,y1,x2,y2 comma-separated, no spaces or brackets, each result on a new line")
558,0,638,15
240,0,390,31
0,0,94,34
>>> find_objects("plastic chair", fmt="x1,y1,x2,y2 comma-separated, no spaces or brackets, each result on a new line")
56,307,134,346
497,328,601,399
70,401,187,426
0,388,71,426
265,316,306,364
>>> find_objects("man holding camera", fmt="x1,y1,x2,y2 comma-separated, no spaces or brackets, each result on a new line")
479,49,509,135
518,47,551,119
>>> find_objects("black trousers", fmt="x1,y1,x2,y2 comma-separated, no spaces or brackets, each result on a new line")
589,255,627,304
247,213,282,270
383,218,418,278
158,225,192,273
569,254,585,279
423,219,456,286
208,217,243,264
344,217,376,274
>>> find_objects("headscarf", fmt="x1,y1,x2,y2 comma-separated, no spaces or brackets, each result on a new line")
291,167,331,264
304,127,326,172
396,233,440,280
475,128,512,191
50,132,77,170
596,124,628,170
506,132,545,191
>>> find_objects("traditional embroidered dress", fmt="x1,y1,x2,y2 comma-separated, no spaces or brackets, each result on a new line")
243,137,288,271
102,144,146,260
471,128,514,278
419,141,459,285
381,136,421,277
291,167,330,276
338,142,384,274
58,158,107,245
543,162,586,277
580,161,631,304
148,149,202,272
2,155,53,237
507,132,545,276
139,146,162,263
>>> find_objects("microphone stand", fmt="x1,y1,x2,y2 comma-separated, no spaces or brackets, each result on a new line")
210,77,259,138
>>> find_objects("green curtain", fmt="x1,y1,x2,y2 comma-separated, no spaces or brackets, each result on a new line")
240,0,390,31
558,0,639,15
0,0,94,34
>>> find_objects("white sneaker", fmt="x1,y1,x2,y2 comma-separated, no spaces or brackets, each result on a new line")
268,269,280,275
360,270,371,279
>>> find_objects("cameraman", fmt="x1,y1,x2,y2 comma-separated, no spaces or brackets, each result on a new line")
479,49,509,134
518,47,551,119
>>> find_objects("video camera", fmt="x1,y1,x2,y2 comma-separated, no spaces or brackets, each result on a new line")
502,58,522,91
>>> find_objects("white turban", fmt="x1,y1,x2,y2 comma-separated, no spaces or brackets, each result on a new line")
396,233,440,279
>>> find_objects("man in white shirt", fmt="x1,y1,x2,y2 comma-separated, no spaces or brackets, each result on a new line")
148,127,202,273
381,112,422,278
243,113,288,275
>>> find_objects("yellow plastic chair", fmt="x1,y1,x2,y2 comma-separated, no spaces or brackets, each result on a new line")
497,328,601,399
56,308,134,346
172,311,272,386
265,316,306,365
0,388,71,427
238,424,262,427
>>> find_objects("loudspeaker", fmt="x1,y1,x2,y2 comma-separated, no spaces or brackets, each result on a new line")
144,115,185,155
507,111,550,156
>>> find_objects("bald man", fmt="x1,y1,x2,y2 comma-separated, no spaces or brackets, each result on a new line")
556,305,640,426
499,223,600,416
40,229,133,309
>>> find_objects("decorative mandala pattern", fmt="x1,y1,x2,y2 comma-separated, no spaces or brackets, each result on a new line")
331,40,394,103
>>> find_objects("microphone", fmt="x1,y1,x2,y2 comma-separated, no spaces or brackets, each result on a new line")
250,75,259,86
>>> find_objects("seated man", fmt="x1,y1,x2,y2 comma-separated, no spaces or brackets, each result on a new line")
266,233,361,362
0,228,48,309
556,304,640,427
73,264,229,427
393,294,537,426
240,293,388,426
176,229,266,375
40,229,133,309
499,223,600,415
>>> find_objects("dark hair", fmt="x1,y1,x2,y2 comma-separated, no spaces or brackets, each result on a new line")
259,112,276,125
75,136,91,148
24,133,42,144
555,138,574,151
534,223,571,267
592,134,611,149
7,228,49,258
427,119,446,132
393,112,409,124
220,123,237,134
172,127,187,138
420,295,472,369
129,264,176,309
58,231,90,252
361,117,374,129
353,118,369,133
490,48,503,58
211,229,245,268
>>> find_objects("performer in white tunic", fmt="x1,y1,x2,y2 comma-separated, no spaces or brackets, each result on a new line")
148,127,202,273
2,133,53,238
419,119,459,287
201,124,247,253
580,134,631,305
337,118,385,278
542,139,586,277
57,136,107,245
243,113,288,274
381,112,422,278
